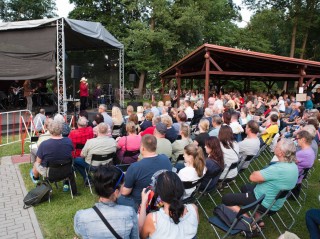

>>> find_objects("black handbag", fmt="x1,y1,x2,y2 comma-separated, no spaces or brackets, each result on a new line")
23,181,52,209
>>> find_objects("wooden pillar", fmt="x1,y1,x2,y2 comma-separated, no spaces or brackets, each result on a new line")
161,78,165,96
204,50,210,108
176,69,181,107
298,67,306,89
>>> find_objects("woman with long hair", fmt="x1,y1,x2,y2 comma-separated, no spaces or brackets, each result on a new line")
74,165,138,238
218,125,239,180
111,106,124,137
178,144,206,198
139,171,199,239
193,119,210,153
200,137,224,191
222,111,231,125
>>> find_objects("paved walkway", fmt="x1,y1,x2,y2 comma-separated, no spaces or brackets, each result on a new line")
0,156,43,239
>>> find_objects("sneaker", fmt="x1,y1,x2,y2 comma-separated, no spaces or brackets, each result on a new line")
63,185,69,192
29,169,39,184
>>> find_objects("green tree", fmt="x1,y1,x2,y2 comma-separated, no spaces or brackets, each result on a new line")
0,0,56,21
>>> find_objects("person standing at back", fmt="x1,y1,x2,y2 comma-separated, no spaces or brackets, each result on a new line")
79,77,89,110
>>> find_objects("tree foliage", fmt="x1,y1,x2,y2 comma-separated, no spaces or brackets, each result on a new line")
0,0,56,21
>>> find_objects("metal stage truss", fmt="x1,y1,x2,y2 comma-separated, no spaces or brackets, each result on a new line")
55,18,124,115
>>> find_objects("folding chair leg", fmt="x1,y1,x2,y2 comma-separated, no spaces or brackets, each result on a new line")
69,179,74,199
269,215,283,236
208,192,218,207
196,198,210,219
209,223,221,239
85,169,93,195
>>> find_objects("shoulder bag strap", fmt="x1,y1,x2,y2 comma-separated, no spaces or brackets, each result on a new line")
92,206,122,239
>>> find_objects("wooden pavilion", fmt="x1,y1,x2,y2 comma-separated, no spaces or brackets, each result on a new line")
159,43,320,107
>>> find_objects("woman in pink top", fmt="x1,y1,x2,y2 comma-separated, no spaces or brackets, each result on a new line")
116,121,141,164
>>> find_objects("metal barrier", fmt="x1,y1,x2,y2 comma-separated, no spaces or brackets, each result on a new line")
0,110,45,155
0,110,77,155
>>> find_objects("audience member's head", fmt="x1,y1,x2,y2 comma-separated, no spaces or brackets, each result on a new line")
97,123,109,135
79,110,89,119
177,111,187,123
204,108,213,117
44,118,53,131
126,121,136,135
246,120,259,135
218,125,234,149
296,130,313,146
93,165,124,199
184,144,205,177
180,123,190,138
274,138,296,163
128,113,139,125
141,134,157,154
270,114,278,123
199,119,210,132
112,106,123,120
152,116,161,126
161,115,173,128
126,105,134,115
49,120,63,136
205,136,224,168
98,104,107,112
77,116,88,128
222,112,231,125
137,106,144,114
212,115,222,127
154,171,184,224
303,124,316,139
145,112,154,121
154,122,167,137
94,113,104,125
39,108,45,115
53,113,65,124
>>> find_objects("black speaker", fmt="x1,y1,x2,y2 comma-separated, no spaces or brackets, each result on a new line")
71,65,81,79
129,74,136,82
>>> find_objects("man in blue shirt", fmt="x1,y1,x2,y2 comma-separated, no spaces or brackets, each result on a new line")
118,134,172,211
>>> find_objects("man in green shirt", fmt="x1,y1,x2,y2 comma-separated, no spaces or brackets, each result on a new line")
222,138,298,214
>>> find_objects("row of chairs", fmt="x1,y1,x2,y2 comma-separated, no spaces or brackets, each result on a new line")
181,139,313,238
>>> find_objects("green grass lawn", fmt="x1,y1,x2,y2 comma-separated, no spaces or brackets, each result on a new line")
16,152,320,239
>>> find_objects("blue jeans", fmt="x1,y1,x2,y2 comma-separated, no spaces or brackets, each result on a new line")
306,209,320,238
73,157,90,182
117,195,139,212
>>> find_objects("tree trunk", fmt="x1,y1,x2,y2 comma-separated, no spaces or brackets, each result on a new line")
290,16,298,58
284,16,298,91
138,71,146,95
300,31,309,59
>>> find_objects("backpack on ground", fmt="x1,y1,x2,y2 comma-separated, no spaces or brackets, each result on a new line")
23,181,52,209
213,204,253,232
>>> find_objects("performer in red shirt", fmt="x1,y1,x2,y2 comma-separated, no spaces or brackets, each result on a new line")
80,77,89,110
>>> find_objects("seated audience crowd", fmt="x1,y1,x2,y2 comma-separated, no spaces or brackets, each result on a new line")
28,89,320,238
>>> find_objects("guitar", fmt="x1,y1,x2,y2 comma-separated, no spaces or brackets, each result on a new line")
11,87,23,95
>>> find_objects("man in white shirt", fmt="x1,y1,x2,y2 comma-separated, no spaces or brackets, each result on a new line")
238,120,260,169
184,100,194,120
33,108,46,132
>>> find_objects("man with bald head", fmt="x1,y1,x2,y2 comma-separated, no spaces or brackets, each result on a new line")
73,123,117,184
